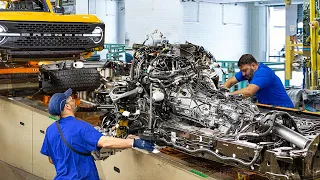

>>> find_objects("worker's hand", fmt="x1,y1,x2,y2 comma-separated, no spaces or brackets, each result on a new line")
133,139,155,152
220,84,230,92
127,134,139,139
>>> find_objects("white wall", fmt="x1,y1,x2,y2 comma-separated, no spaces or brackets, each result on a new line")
78,0,250,63
75,0,88,14
76,0,118,43
125,0,249,61
269,6,286,59
76,0,121,59
248,4,268,62
77,0,250,61
89,0,118,44
183,2,249,61
125,0,183,47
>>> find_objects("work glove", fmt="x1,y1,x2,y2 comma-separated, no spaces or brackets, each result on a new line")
133,138,155,152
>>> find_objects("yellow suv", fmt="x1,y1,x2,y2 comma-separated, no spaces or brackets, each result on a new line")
0,0,105,61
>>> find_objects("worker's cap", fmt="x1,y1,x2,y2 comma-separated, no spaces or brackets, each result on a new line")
48,88,73,116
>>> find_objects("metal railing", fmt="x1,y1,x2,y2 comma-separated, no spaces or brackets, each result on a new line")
104,44,126,61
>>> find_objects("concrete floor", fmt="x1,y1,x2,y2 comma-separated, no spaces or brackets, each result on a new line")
0,161,44,180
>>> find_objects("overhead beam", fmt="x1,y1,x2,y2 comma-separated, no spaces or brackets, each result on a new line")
193,0,303,5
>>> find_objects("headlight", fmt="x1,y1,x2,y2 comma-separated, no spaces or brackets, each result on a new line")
0,25,7,44
91,26,103,44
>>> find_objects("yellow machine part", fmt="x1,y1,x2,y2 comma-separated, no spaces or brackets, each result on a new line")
309,0,319,89
81,52,95,60
116,120,129,137
285,36,293,81
286,0,320,89
114,109,129,137
0,0,102,23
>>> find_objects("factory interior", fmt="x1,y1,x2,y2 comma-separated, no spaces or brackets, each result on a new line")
1,0,320,179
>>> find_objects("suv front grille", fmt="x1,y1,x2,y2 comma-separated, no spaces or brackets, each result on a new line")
14,23,92,33
0,21,105,50
14,36,91,47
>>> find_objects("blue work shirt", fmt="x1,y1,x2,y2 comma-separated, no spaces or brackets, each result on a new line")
235,63,294,108
41,116,103,180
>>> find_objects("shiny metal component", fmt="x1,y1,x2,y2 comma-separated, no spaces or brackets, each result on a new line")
160,138,263,167
99,42,320,179
149,83,153,130
273,123,311,149
0,32,20,37
0,82,38,91
0,25,7,44
86,26,104,44
41,61,107,71
109,86,143,102
152,90,164,102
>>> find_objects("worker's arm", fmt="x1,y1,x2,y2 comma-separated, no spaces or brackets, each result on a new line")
223,76,239,89
48,157,53,164
97,136,133,149
84,124,154,151
230,84,260,98
97,135,154,151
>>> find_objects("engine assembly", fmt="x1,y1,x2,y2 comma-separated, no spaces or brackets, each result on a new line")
96,42,320,180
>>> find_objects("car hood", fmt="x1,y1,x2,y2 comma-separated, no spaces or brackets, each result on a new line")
0,12,102,23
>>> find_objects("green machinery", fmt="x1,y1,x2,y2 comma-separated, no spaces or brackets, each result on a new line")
105,44,126,61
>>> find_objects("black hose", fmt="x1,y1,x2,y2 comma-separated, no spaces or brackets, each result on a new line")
237,111,305,141
276,112,304,134
237,112,277,140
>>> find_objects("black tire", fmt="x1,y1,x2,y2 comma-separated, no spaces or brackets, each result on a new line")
40,68,101,94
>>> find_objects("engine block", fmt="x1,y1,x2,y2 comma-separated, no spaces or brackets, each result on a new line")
97,42,320,180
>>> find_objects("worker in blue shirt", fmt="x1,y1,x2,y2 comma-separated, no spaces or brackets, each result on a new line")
125,52,133,63
41,88,154,180
223,54,294,108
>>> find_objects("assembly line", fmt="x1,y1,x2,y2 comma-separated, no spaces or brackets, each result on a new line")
1,0,320,180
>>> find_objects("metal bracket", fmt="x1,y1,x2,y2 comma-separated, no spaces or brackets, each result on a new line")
40,60,107,71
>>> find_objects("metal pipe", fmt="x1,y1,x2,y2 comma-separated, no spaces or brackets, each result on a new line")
80,99,97,106
0,83,38,91
109,86,143,102
160,138,262,167
273,123,311,149
83,91,87,101
148,83,153,130
97,105,116,109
